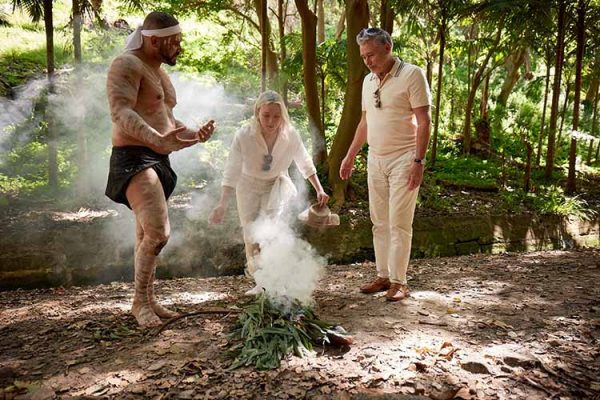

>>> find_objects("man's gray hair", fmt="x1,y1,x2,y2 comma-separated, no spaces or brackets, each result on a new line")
356,28,393,47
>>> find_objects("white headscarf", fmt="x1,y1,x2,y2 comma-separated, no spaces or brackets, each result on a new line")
125,24,182,51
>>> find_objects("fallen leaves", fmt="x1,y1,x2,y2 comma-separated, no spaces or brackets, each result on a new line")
1,248,600,399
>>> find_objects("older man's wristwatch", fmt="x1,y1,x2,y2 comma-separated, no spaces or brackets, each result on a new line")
414,157,426,165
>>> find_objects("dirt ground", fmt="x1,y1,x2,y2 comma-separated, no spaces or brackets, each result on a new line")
1,248,599,400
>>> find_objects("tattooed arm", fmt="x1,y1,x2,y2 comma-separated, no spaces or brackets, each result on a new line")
107,55,164,148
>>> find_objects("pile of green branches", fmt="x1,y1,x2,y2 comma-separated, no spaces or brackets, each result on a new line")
227,293,353,370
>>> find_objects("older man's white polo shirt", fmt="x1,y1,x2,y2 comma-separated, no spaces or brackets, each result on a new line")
362,58,431,157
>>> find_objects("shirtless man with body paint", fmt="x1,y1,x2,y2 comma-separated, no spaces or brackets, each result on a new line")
105,11,215,327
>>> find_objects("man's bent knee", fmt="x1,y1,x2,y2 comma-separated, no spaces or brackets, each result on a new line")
141,233,170,255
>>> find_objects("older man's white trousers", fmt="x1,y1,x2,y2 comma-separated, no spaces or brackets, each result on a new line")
367,151,419,284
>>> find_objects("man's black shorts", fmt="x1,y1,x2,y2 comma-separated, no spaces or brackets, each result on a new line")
105,146,177,209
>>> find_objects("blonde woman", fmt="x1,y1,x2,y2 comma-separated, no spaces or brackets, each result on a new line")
209,90,329,294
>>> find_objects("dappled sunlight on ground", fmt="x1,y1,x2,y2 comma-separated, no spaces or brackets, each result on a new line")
0,248,598,399
168,290,229,305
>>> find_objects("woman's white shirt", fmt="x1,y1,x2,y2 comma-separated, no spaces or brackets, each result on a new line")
222,123,317,188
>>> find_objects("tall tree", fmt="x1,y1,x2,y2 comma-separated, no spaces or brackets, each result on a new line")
428,0,466,165
317,0,325,43
295,0,327,166
335,5,346,39
496,47,531,107
545,0,567,178
276,0,289,101
72,0,82,64
536,50,552,166
259,0,268,90
462,17,505,154
430,0,448,166
587,84,599,164
43,0,57,191
328,0,369,204
380,0,394,34
566,0,586,194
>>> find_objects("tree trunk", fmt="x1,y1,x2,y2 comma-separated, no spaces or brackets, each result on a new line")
295,0,327,167
430,15,447,167
556,81,571,147
462,20,503,154
466,24,478,97
73,0,82,64
277,0,288,102
335,6,346,40
536,51,551,166
380,0,394,34
587,84,599,164
76,103,89,199
524,142,532,192
255,0,279,90
585,75,598,104
566,0,585,194
426,59,433,88
43,0,58,192
328,0,369,205
545,0,567,179
43,0,55,82
317,0,325,44
480,73,490,121
259,0,267,91
497,47,527,107
475,73,491,151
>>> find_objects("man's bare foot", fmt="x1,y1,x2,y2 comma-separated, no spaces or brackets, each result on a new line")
150,302,180,319
132,302,162,327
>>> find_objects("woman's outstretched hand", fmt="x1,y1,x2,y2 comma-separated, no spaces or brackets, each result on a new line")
208,204,225,225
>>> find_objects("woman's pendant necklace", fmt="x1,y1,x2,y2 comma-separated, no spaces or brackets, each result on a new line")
261,131,277,171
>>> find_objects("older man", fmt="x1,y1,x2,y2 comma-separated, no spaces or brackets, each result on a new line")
340,28,431,302
105,11,215,326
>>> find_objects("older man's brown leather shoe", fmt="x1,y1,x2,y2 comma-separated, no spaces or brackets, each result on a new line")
360,277,391,294
386,283,410,302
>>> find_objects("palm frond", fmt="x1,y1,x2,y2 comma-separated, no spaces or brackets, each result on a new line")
0,11,11,26
12,0,44,22
119,0,145,13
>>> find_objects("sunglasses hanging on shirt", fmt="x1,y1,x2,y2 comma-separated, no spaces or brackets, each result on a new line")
372,59,405,110
373,88,381,109
262,154,273,171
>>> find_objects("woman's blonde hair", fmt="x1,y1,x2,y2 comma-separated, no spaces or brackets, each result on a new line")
253,90,290,134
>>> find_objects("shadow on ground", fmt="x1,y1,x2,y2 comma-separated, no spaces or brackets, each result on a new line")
1,249,599,399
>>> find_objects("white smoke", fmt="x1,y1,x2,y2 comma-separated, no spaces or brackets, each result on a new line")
1,59,326,291
251,215,325,306
0,78,49,149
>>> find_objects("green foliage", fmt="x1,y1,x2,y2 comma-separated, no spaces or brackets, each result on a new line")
12,0,44,23
175,20,260,96
227,293,351,370
0,171,46,196
418,177,453,213
501,185,597,219
0,10,10,26
82,28,128,63
0,26,72,94
0,0,598,221
433,156,500,189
